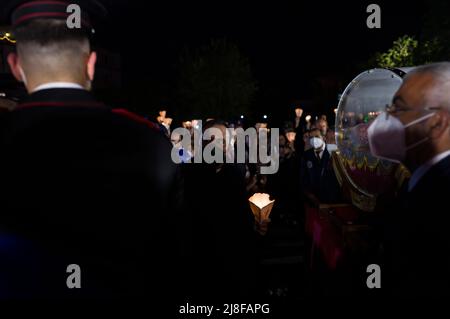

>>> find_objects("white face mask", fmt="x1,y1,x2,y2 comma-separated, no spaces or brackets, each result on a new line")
310,137,324,150
367,111,435,163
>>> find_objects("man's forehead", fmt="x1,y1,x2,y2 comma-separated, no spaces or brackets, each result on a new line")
395,72,437,106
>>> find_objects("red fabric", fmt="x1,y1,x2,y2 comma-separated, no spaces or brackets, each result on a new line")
16,1,69,10
14,12,90,27
333,206,359,222
112,109,160,132
305,205,344,270
15,12,69,25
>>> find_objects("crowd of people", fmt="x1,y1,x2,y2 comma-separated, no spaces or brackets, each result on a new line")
150,107,343,299
2,0,450,301
0,0,343,299
157,106,341,206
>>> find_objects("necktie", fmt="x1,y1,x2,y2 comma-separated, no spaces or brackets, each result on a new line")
315,151,321,161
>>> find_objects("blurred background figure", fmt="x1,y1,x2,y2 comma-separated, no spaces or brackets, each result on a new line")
305,114,313,131
156,108,173,137
161,117,173,137
182,119,257,300
283,127,297,160
285,128,296,145
316,117,335,145
171,130,192,163
294,107,304,130
268,128,302,224
303,129,312,152
182,120,193,132
301,128,341,204
156,109,167,124
290,107,307,160
0,97,17,112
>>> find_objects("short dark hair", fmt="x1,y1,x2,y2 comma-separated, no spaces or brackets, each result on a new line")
308,128,321,135
14,19,90,83
284,127,295,134
13,19,89,46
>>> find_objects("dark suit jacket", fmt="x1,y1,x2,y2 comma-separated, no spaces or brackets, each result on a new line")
386,154,450,297
0,88,182,298
301,146,341,203
182,163,257,300
293,117,306,158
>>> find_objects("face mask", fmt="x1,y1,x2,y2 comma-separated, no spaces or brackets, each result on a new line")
367,111,435,163
310,137,324,150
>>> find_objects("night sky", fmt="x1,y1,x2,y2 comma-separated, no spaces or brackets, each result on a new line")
94,0,425,121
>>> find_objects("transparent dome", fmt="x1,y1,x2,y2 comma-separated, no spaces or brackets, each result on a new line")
335,68,411,195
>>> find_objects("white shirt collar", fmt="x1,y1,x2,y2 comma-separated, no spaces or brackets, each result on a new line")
32,82,85,93
408,150,450,192
315,143,326,159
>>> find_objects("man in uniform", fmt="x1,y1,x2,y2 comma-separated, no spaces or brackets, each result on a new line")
0,0,182,299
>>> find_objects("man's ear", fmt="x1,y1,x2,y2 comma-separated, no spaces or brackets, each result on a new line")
7,52,25,83
87,51,97,81
429,111,449,139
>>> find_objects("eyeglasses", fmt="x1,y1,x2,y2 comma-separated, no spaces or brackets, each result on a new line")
385,104,441,115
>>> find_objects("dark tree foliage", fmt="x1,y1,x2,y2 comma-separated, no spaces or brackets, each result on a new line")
176,39,257,120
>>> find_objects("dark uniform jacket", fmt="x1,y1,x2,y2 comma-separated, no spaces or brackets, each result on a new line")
301,146,341,203
385,154,450,297
182,163,257,300
0,88,182,298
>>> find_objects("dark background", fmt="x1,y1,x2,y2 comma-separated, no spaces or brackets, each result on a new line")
4,0,429,123
95,0,426,122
